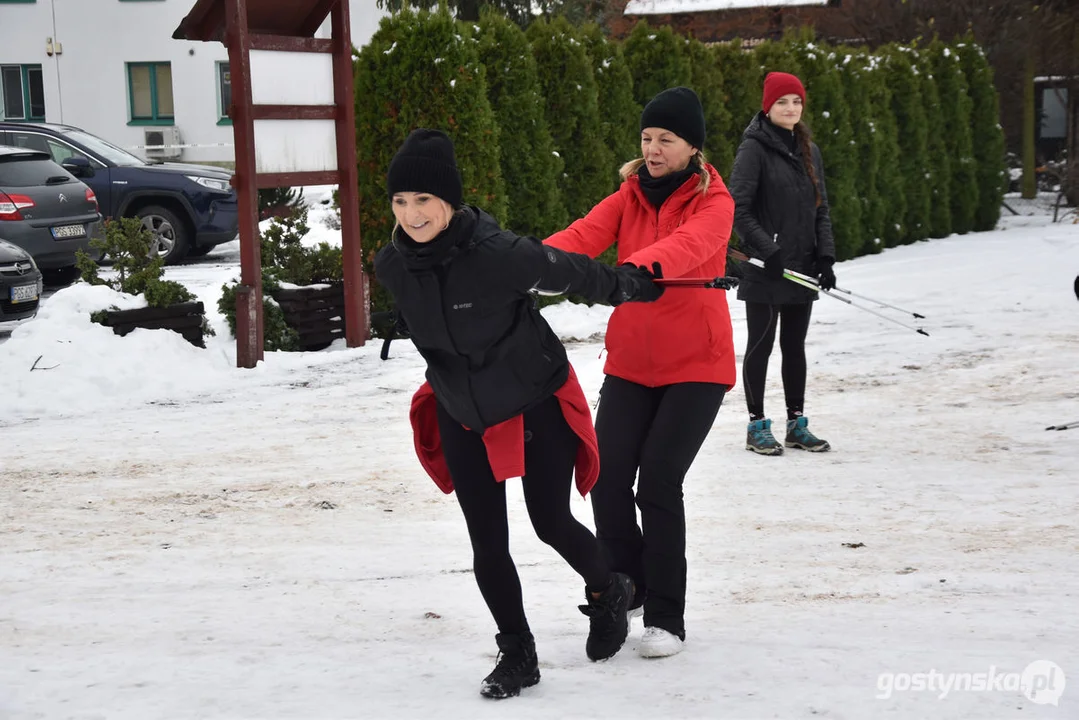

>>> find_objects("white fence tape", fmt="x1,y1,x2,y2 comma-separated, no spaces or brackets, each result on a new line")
124,142,236,150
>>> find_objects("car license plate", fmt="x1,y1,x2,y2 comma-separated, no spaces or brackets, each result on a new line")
51,224,86,239
10,284,39,304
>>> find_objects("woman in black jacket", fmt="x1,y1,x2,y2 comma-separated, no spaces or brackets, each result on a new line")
374,129,662,699
728,72,836,455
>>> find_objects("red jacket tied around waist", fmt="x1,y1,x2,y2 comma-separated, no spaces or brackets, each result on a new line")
545,164,737,389
410,365,600,496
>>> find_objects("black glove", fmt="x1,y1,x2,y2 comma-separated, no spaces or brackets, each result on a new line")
609,262,665,306
818,257,837,291
763,251,785,281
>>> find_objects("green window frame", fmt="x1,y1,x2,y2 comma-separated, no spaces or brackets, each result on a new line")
126,62,174,125
216,61,232,125
1,64,45,121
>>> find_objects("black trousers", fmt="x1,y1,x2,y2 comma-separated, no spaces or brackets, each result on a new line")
742,301,813,420
591,375,726,640
436,395,610,636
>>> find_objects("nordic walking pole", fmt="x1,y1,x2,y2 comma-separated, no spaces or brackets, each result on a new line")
738,255,929,336
728,248,926,319
1045,420,1079,431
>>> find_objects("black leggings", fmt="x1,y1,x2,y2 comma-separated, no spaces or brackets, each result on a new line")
591,375,726,640
742,301,813,420
436,395,610,636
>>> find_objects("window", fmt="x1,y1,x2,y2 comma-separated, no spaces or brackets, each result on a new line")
1,64,45,121
217,61,232,125
126,62,174,125
1040,87,1069,140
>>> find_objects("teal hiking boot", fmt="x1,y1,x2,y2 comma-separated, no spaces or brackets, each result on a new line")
746,418,783,455
785,416,830,452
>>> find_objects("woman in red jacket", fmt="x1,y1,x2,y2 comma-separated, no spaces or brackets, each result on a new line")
545,87,736,658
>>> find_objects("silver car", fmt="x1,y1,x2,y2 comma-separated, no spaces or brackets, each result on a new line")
0,145,102,273
0,237,43,329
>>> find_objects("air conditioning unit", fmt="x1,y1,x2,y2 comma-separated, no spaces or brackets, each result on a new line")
144,126,182,160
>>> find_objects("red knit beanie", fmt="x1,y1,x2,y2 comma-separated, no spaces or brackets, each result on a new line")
762,72,806,113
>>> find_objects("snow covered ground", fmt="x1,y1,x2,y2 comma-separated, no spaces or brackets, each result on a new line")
2,195,1078,719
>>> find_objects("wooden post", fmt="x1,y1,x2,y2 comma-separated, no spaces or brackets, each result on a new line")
226,0,265,366
331,0,369,346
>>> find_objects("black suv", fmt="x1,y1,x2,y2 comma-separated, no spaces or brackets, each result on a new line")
0,122,239,264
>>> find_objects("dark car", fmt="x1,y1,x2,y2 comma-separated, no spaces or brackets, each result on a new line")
0,122,239,265
0,145,101,273
0,237,44,327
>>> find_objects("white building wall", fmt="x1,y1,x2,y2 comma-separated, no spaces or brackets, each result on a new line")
0,0,387,163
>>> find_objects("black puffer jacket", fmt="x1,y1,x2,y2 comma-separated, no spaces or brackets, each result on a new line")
374,206,624,433
729,112,835,304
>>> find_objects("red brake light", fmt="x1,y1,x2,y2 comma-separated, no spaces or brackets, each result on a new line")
86,187,99,212
0,192,35,221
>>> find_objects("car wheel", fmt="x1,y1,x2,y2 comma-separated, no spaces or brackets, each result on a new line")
136,205,190,264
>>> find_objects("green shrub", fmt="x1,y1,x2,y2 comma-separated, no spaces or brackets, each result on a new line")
353,7,504,316
622,20,692,108
217,207,341,350
916,46,953,239
956,38,1007,231
881,45,932,243
527,16,614,221
474,12,566,238
685,37,734,177
930,40,978,235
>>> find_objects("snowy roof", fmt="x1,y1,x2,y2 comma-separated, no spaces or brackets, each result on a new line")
624,0,827,15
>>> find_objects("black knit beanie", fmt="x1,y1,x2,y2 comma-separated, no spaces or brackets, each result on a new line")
639,86,706,151
386,128,463,208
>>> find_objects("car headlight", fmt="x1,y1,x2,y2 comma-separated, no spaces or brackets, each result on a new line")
186,175,232,193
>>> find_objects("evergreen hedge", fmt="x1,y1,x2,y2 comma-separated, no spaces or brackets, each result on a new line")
956,38,1007,231
353,8,504,315
917,47,953,239
929,39,978,235
790,40,863,260
881,45,932,243
527,17,614,221
474,12,567,238
345,14,1010,324
685,37,734,176
622,20,692,108
580,23,640,167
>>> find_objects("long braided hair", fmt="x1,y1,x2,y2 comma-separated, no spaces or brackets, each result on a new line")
793,122,822,208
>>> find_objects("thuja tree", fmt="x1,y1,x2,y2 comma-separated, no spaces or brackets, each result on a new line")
881,45,931,243
474,11,567,238
527,16,614,221
956,38,1007,231
929,39,979,235
915,47,953,239
862,51,907,249
579,23,640,167
354,8,505,314
713,40,762,178
621,20,692,108
685,37,734,175
837,49,885,254
790,39,863,260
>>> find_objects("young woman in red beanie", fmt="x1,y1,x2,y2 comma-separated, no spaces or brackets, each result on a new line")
728,71,836,455
374,129,665,698
544,87,736,659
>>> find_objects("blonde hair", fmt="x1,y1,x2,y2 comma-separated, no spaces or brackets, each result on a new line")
620,149,711,193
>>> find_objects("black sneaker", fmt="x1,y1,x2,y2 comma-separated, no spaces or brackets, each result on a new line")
480,631,540,699
578,572,633,661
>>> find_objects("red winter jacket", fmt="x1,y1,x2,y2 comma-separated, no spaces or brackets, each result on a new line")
545,164,737,388
409,365,600,496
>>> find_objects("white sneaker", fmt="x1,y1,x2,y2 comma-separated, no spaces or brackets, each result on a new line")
638,626,684,658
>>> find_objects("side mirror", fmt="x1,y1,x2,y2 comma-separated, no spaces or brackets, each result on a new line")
62,156,95,178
